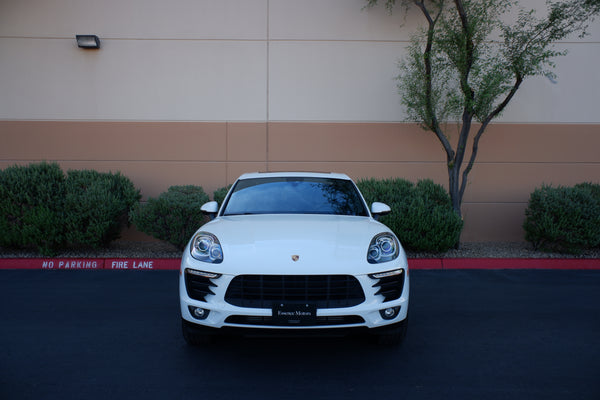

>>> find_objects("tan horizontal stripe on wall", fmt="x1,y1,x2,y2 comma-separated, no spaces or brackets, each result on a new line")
2,120,599,242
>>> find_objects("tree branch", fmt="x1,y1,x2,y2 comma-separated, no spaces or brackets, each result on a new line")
413,1,455,161
459,74,523,200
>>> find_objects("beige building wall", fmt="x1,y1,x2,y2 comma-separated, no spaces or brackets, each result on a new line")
1,0,599,242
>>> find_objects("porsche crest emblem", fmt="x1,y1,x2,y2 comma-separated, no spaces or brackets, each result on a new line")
291,255,300,262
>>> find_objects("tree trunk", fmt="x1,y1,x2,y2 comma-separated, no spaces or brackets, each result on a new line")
448,163,462,218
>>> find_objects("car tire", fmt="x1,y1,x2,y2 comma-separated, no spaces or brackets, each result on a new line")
373,317,408,346
182,319,215,345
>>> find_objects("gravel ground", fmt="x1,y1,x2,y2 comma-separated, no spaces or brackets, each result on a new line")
0,241,182,259
1,240,600,259
406,241,600,259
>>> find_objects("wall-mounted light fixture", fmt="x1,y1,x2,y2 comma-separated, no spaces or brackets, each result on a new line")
76,35,101,49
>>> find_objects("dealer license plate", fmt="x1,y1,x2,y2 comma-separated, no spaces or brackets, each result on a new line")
272,304,317,326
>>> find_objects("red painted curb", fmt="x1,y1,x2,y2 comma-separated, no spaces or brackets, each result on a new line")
1,257,599,270
0,258,180,270
407,258,444,269
0,258,105,270
105,258,180,270
409,258,600,270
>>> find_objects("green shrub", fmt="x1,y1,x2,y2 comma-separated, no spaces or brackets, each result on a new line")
64,170,141,248
213,184,232,205
131,185,209,250
0,162,140,256
524,184,600,254
575,182,600,198
357,178,463,252
0,162,66,255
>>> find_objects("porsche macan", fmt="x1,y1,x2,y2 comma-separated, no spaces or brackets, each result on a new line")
179,172,409,344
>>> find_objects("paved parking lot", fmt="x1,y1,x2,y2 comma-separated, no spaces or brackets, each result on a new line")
1,269,599,400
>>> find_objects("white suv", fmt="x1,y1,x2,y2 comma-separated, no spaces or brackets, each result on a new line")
179,172,409,344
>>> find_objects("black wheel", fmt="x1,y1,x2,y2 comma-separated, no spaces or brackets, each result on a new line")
182,319,215,345
373,317,408,346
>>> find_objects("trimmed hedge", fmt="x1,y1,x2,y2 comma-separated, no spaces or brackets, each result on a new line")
131,185,209,250
64,170,141,248
0,162,140,256
357,178,463,252
0,162,66,255
213,184,232,205
524,183,600,254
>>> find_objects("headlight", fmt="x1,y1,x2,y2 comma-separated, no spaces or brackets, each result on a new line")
367,232,399,264
190,232,223,263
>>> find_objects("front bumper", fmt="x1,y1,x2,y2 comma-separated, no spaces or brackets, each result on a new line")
179,270,409,331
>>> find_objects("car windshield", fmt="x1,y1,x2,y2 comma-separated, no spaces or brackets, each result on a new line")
222,177,369,217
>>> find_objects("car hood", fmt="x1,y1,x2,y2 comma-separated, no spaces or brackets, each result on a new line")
188,214,404,275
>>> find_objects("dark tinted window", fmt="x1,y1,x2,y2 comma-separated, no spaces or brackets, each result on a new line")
222,177,368,217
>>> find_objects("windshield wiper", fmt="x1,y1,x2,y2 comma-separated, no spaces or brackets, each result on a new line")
223,212,260,216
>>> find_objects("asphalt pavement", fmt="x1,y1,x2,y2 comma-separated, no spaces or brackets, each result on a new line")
1,269,599,400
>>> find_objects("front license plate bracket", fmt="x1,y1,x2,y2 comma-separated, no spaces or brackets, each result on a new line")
272,304,317,326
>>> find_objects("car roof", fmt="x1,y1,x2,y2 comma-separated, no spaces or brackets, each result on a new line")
237,171,352,181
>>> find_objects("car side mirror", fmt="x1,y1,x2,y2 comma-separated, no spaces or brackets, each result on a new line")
201,201,219,220
371,202,391,220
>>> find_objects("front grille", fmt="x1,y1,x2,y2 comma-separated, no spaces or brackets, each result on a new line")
372,270,405,302
185,270,217,302
225,315,365,326
225,275,365,309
